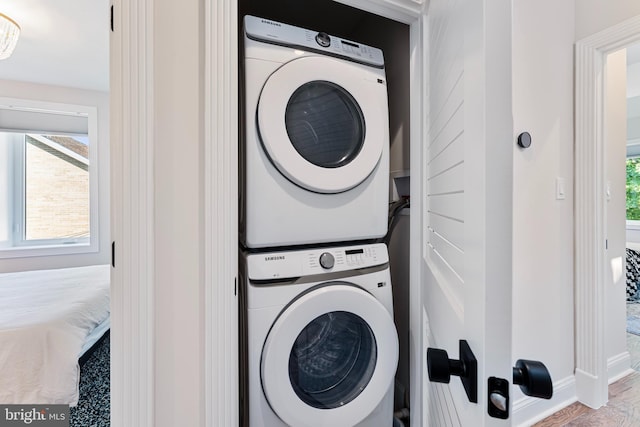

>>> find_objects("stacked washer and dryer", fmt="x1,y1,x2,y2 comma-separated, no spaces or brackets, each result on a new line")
240,15,399,427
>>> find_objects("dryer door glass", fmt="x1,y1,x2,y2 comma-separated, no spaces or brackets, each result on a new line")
285,81,365,169
257,56,387,193
288,310,377,409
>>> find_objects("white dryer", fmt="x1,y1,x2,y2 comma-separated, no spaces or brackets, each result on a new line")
241,16,390,249
240,243,398,427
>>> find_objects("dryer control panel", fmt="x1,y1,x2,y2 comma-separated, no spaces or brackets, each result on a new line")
244,15,385,68
247,243,389,281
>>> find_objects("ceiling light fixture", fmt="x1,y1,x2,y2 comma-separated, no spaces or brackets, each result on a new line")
0,13,20,60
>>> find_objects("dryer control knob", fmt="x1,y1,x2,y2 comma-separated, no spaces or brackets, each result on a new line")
319,252,335,269
315,32,331,48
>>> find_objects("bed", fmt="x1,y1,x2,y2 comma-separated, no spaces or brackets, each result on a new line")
627,244,640,301
0,264,110,405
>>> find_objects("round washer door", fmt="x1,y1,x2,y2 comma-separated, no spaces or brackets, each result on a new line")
257,56,387,194
261,283,398,427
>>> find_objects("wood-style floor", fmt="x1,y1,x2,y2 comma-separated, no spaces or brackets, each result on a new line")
534,308,640,427
533,370,640,426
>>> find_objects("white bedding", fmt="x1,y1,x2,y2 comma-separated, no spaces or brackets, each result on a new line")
0,264,110,405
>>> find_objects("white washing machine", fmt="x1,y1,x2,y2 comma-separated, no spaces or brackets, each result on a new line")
240,243,398,427
241,15,390,249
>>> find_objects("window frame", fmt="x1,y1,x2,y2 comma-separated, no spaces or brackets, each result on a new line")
628,155,640,226
0,98,99,259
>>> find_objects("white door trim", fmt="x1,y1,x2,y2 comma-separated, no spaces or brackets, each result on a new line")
408,16,428,427
574,14,640,409
204,0,240,425
114,1,241,425
110,0,155,425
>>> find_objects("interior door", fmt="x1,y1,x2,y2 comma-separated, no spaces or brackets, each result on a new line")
416,0,514,425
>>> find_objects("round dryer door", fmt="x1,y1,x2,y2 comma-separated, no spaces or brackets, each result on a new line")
257,56,388,194
261,283,398,427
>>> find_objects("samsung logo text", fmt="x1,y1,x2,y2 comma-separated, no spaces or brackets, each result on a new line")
261,19,281,27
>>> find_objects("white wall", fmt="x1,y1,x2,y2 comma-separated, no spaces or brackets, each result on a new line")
576,0,640,41
604,49,629,375
511,0,576,416
0,80,110,273
627,226,640,244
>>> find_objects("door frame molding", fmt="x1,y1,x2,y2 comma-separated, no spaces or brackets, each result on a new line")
203,1,241,425
110,0,155,425
575,14,640,409
111,0,243,425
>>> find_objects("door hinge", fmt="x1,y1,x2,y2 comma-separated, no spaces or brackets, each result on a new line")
111,241,115,268
110,5,114,32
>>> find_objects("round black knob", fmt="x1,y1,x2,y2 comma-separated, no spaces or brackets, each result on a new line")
512,359,553,399
427,341,478,404
315,32,331,48
517,132,532,148
427,347,467,383
427,348,452,383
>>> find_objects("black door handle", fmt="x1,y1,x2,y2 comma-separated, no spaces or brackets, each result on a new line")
426,340,477,403
512,359,553,399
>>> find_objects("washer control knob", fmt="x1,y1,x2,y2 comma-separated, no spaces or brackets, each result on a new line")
319,252,335,269
315,32,331,48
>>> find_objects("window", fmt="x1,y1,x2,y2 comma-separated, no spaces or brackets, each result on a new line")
628,157,640,221
0,98,99,257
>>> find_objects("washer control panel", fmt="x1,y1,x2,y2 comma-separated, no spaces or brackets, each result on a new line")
247,243,388,281
244,15,384,68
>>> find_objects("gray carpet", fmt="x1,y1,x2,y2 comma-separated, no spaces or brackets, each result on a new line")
70,335,110,427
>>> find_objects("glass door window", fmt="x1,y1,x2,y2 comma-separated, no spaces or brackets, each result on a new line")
288,311,377,409
285,81,365,169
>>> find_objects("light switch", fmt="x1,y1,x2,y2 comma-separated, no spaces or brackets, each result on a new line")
556,177,566,200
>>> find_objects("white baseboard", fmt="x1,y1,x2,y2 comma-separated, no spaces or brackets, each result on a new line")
607,351,633,384
513,375,576,427
575,367,608,408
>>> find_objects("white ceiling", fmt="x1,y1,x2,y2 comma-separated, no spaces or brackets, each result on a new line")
0,0,109,92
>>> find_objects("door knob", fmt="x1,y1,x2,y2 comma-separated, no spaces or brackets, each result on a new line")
512,359,553,399
427,340,477,403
